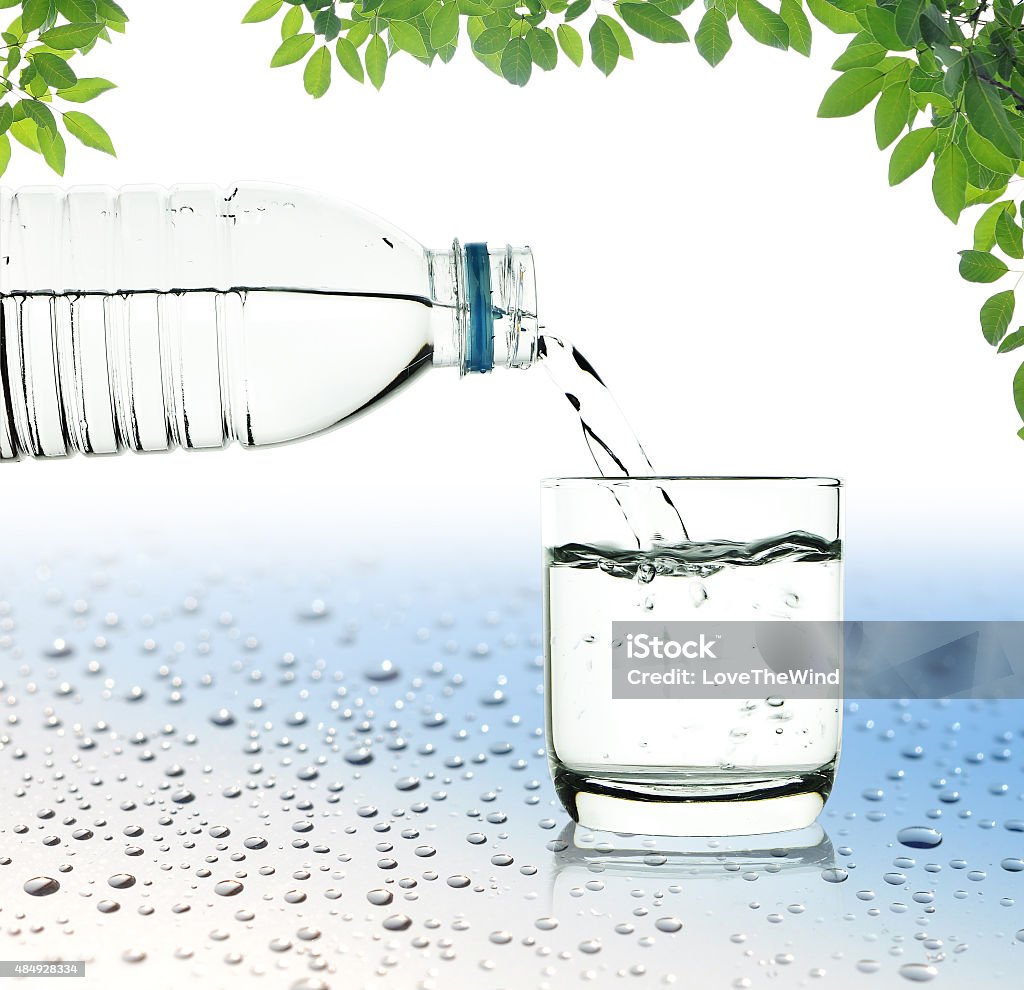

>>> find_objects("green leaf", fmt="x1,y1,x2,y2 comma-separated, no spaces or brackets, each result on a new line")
892,0,925,45
589,15,619,75
10,118,40,153
874,78,911,149
932,144,967,223
22,100,56,135
390,20,429,57
737,0,789,50
527,25,558,69
40,22,103,50
600,14,633,59
617,2,688,43
974,201,1014,251
95,0,127,22
958,249,1009,283
271,33,315,67
817,67,883,118
997,327,1024,353
242,0,283,23
500,35,532,84
981,289,1015,344
966,126,1015,175
313,9,342,40
21,0,52,33
694,8,730,65
474,26,509,53
366,33,388,89
832,32,885,71
56,76,115,103
888,126,936,184
303,45,331,97
564,0,591,21
557,22,584,64
964,77,1022,160
1015,360,1024,424
348,20,371,47
335,36,364,82
863,4,908,50
63,110,115,155
804,0,859,33
281,5,303,39
0,104,11,134
32,52,76,89
429,2,459,48
779,0,810,56
996,210,1024,259
56,1,98,21
36,123,64,175
0,133,9,177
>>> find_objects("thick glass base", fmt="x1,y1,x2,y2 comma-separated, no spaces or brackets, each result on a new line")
550,760,836,837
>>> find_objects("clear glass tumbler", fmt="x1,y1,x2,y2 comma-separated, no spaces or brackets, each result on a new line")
542,477,843,836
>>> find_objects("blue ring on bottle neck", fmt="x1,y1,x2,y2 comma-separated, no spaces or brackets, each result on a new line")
465,242,493,374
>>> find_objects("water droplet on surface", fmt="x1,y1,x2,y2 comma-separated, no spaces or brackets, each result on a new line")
214,880,243,897
383,914,412,931
655,917,683,933
898,826,943,849
364,659,400,682
820,868,848,884
23,876,59,896
367,889,393,906
107,873,135,889
899,963,939,983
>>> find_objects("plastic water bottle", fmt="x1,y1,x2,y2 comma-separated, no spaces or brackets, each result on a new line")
0,183,538,461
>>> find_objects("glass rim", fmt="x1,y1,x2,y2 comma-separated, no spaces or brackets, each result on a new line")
541,476,842,486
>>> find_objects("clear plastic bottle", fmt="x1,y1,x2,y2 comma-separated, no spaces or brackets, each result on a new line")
0,183,538,461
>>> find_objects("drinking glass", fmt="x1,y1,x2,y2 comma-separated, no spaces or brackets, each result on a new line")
542,477,843,836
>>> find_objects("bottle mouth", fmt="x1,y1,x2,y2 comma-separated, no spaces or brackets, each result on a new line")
463,242,538,373
429,241,538,374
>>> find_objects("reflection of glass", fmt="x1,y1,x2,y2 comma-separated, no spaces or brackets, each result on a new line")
542,478,843,836
548,821,836,880
542,823,850,986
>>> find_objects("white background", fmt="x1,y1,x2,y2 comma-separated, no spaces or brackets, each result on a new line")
3,4,1022,610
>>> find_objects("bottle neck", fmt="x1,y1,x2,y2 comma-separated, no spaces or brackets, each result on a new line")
428,241,538,374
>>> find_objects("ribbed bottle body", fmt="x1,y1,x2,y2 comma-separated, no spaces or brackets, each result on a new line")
0,183,440,460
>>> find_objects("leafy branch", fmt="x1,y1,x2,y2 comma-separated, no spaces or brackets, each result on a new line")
246,0,1024,438
0,0,124,177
